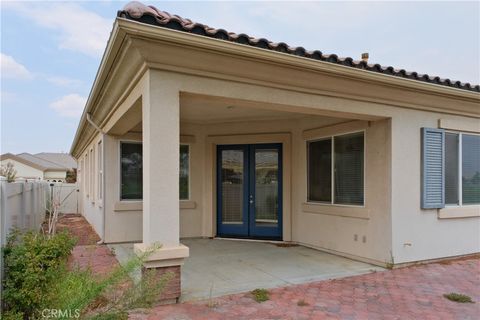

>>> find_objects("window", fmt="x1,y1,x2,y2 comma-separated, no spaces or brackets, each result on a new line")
90,148,94,201
119,142,191,201
85,153,89,197
120,142,143,200
307,132,364,206
445,133,480,206
308,139,331,202
97,140,103,201
180,144,190,200
79,159,83,191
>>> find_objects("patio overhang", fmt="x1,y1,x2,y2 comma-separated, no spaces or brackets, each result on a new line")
70,17,480,159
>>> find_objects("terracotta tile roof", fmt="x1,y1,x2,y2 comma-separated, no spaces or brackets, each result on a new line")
118,1,479,93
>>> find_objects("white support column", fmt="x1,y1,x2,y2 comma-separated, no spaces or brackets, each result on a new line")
134,70,188,270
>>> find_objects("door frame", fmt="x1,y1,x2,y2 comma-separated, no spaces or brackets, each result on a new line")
216,143,283,239
205,133,292,241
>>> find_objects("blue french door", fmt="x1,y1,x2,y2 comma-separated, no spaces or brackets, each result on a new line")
217,143,282,240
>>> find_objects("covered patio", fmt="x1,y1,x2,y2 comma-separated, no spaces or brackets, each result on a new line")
111,239,383,301
70,0,480,305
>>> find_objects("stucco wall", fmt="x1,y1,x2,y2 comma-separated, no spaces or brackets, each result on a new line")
75,67,479,266
44,171,67,180
0,159,44,180
104,133,143,243
177,117,392,265
390,111,480,264
78,108,479,265
77,136,103,239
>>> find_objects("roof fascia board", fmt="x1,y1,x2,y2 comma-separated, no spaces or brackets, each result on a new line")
70,20,127,156
71,39,146,159
70,18,480,157
116,19,480,102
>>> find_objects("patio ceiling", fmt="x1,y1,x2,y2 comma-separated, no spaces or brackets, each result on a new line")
114,92,385,135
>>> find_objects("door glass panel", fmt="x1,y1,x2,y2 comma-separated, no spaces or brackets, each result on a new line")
254,149,279,227
221,150,244,224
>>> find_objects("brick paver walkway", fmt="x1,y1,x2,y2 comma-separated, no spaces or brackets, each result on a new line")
59,214,119,276
129,257,480,320
59,215,480,319
57,214,100,245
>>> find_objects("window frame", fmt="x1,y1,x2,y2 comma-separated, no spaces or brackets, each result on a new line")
85,152,89,198
445,130,480,207
97,140,103,202
306,130,366,208
307,137,332,203
179,143,191,201
119,140,143,202
90,148,95,203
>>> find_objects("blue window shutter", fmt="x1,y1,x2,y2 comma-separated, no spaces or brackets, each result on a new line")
421,128,445,209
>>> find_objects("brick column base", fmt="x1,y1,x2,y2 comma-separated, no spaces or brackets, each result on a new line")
142,265,181,304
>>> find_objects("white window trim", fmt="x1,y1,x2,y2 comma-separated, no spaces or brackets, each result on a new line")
97,140,103,204
85,153,89,198
306,129,366,208
445,130,480,208
90,148,95,204
116,140,196,210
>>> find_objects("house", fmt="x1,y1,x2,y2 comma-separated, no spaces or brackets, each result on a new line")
70,2,480,302
0,152,76,182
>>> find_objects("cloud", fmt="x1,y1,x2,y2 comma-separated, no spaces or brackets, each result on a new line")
46,76,83,88
50,94,86,118
0,53,33,79
4,2,111,58
1,91,18,105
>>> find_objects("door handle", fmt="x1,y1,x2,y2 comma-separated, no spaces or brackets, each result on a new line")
249,194,254,204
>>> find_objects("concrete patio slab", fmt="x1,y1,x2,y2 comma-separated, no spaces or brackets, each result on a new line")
110,239,383,302
180,239,383,301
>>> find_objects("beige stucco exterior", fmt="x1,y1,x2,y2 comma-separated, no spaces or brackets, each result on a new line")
0,158,68,181
71,18,480,270
0,159,44,180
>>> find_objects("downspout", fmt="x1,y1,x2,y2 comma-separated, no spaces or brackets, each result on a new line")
86,113,106,244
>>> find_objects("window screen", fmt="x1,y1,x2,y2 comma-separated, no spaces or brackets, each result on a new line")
334,132,364,205
308,139,332,202
121,143,143,200
180,145,189,200
445,133,459,205
462,134,480,205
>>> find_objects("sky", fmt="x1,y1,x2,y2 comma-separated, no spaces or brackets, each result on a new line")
1,0,479,155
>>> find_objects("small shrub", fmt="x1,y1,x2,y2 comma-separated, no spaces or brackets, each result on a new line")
0,161,17,182
2,229,170,319
2,230,76,318
32,242,170,319
251,288,269,303
443,293,474,303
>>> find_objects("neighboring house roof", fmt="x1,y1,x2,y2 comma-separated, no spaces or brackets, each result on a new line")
1,153,48,171
34,153,77,170
0,152,72,172
118,1,479,93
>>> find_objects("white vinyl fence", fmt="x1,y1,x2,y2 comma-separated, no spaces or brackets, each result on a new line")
0,178,49,307
51,183,79,214
0,179,79,307
0,179,48,245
